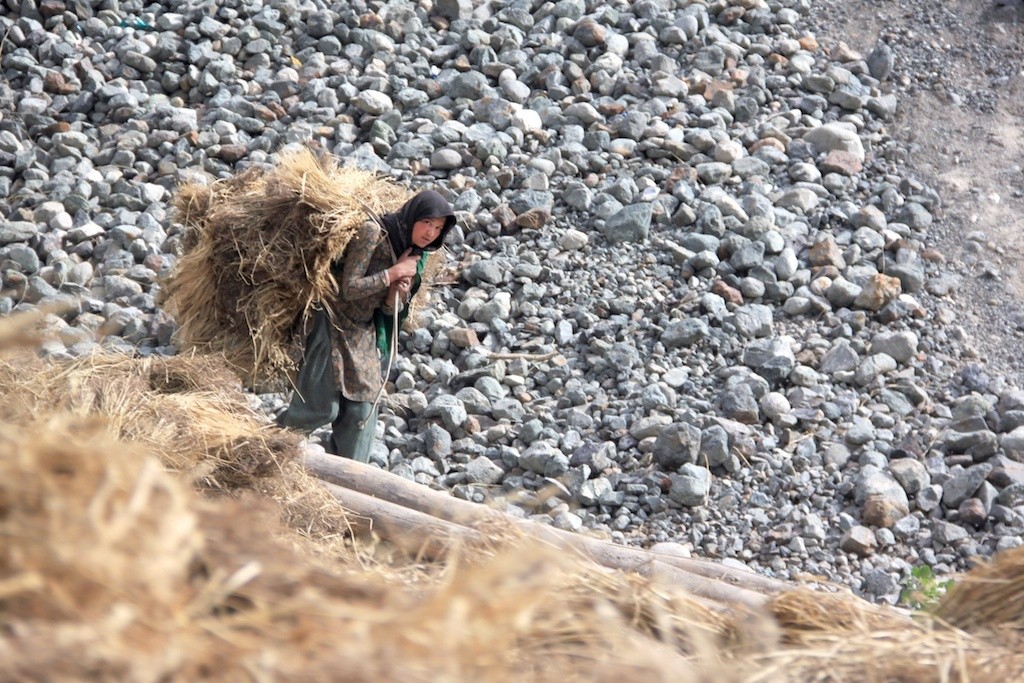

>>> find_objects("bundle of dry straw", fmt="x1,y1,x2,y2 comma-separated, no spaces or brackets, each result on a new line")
161,147,410,390
5,312,1024,681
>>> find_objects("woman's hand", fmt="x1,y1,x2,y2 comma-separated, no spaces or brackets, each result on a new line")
387,248,419,284
385,276,412,310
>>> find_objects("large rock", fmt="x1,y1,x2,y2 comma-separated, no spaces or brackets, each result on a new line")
855,466,910,523
668,464,711,507
602,203,653,243
652,422,702,471
742,337,795,385
803,122,865,162
942,464,992,508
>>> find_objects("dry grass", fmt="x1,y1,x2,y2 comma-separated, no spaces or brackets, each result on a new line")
936,546,1024,632
3,311,1024,682
160,147,411,390
745,589,1024,682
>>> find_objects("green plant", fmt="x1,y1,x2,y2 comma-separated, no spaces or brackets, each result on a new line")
898,565,954,611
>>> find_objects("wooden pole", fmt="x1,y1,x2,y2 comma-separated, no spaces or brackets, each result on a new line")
319,477,766,608
304,451,782,606
323,481,484,560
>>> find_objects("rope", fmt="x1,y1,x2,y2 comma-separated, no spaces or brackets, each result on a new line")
359,290,401,430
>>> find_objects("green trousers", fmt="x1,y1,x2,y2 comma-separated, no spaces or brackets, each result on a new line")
327,395,378,463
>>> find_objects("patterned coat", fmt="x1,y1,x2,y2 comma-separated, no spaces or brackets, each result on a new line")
329,219,404,402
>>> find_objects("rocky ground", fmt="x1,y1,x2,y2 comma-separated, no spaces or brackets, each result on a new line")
1,0,1023,605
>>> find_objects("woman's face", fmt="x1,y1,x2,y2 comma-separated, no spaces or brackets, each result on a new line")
411,217,446,248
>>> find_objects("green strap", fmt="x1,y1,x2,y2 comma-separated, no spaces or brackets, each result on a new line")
374,253,428,356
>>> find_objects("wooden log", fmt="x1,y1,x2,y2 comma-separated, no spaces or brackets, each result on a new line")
320,477,764,608
324,481,485,560
304,450,780,606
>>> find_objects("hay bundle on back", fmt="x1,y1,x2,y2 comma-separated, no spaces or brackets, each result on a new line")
161,147,411,389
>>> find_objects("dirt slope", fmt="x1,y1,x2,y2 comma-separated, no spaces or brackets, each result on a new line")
810,0,1024,387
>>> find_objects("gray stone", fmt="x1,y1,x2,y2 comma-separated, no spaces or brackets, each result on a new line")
1000,426,1024,452
944,430,998,457
520,442,569,477
662,319,709,348
867,43,895,81
892,515,920,541
653,422,702,471
423,394,469,431
0,221,36,245
863,568,899,598
465,456,504,485
803,123,865,162
942,464,993,507
699,425,730,468
430,148,463,171
996,482,1024,507
668,463,711,507
870,331,919,364
988,455,1024,488
436,0,473,20
492,397,525,422
889,459,930,495
577,477,613,507
840,526,876,556
819,340,860,374
424,424,453,460
720,383,760,424
742,337,795,384
916,484,943,512
570,442,613,472
855,466,910,515
602,204,653,243
932,520,969,545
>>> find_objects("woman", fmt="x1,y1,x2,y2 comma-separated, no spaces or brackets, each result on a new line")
280,189,456,462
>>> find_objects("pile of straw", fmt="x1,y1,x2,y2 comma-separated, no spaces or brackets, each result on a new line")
161,147,411,389
0,349,354,545
937,545,1024,647
4,312,1024,681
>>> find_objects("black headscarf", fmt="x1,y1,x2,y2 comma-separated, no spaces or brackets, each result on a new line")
378,189,456,257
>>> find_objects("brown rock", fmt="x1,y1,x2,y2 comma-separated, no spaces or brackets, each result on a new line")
515,208,550,230
821,150,863,176
957,498,988,528
358,12,383,29
711,279,743,305
799,36,819,52
491,204,516,229
267,101,288,119
597,101,625,117
832,41,862,62
854,273,902,311
862,494,908,528
39,0,64,18
718,6,746,24
44,121,71,135
749,138,785,155
44,71,77,95
703,80,735,103
463,416,481,434
448,327,479,349
573,18,606,47
809,237,846,268
218,144,248,163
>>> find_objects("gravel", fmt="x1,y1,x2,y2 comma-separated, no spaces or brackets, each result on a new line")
3,0,1024,604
